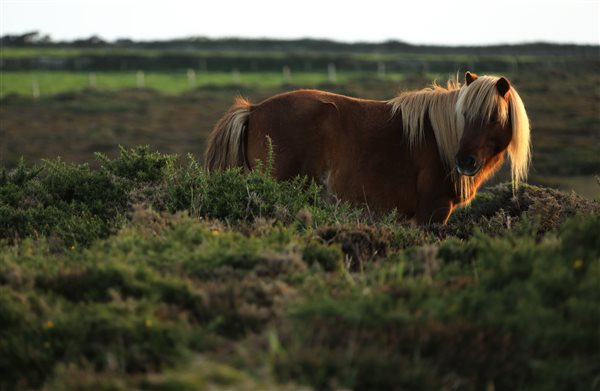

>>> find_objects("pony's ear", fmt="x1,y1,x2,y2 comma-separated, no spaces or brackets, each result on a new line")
496,77,511,99
465,71,478,86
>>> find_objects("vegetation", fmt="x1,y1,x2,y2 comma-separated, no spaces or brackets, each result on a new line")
0,70,413,97
1,147,599,390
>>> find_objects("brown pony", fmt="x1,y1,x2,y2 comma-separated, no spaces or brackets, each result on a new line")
204,72,531,224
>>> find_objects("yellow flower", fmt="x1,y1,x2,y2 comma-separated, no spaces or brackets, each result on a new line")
211,229,220,236
145,319,153,328
573,259,584,269
45,320,54,329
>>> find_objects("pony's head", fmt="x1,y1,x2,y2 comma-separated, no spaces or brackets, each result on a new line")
455,72,531,190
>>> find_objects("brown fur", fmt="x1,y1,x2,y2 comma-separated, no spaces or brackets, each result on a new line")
204,74,530,224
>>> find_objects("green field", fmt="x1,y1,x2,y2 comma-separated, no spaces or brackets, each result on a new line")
0,71,417,97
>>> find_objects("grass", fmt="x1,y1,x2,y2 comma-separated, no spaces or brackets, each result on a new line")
534,175,600,200
1,147,599,390
0,70,417,97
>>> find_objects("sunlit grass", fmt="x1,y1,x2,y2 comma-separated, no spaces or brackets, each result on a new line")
0,70,412,97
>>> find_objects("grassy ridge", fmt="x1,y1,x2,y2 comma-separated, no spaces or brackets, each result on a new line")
1,147,599,390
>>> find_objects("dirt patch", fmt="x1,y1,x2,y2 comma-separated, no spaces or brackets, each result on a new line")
315,225,392,270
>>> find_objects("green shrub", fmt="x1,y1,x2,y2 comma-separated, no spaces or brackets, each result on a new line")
0,158,127,245
302,241,343,272
273,215,600,390
163,154,360,225
97,145,176,183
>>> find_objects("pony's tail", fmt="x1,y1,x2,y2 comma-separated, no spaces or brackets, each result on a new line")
204,97,251,172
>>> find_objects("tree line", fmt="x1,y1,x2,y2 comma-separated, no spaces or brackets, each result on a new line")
2,31,598,56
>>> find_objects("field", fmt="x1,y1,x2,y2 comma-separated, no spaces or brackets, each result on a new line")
0,71,414,97
1,41,600,390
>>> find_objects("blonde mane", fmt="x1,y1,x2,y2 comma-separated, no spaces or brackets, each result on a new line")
388,75,531,201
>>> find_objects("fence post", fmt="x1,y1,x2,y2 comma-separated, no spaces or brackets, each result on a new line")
187,69,196,88
89,73,97,89
232,68,241,84
136,70,145,88
377,62,386,79
327,63,337,83
511,57,519,77
282,66,291,83
31,77,40,99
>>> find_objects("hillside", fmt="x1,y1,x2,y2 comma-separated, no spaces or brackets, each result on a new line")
1,148,599,390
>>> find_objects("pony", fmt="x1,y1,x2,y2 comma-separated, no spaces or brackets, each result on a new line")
204,72,531,224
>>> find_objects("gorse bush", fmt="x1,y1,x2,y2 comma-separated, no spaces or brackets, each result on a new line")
0,158,128,245
164,152,362,224
10,147,377,246
0,147,598,390
0,214,336,389
0,146,363,246
97,145,176,183
275,216,600,390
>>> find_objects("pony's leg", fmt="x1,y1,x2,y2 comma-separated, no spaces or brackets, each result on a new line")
415,164,454,224
415,197,454,225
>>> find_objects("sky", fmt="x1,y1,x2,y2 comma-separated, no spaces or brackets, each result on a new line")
1,0,599,46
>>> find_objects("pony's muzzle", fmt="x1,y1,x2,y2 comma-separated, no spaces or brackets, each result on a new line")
455,155,481,177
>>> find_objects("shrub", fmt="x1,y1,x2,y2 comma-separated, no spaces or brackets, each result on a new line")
0,158,127,245
271,215,600,390
302,241,343,272
97,145,176,183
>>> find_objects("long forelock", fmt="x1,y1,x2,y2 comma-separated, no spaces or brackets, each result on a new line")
456,76,509,128
456,76,531,192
